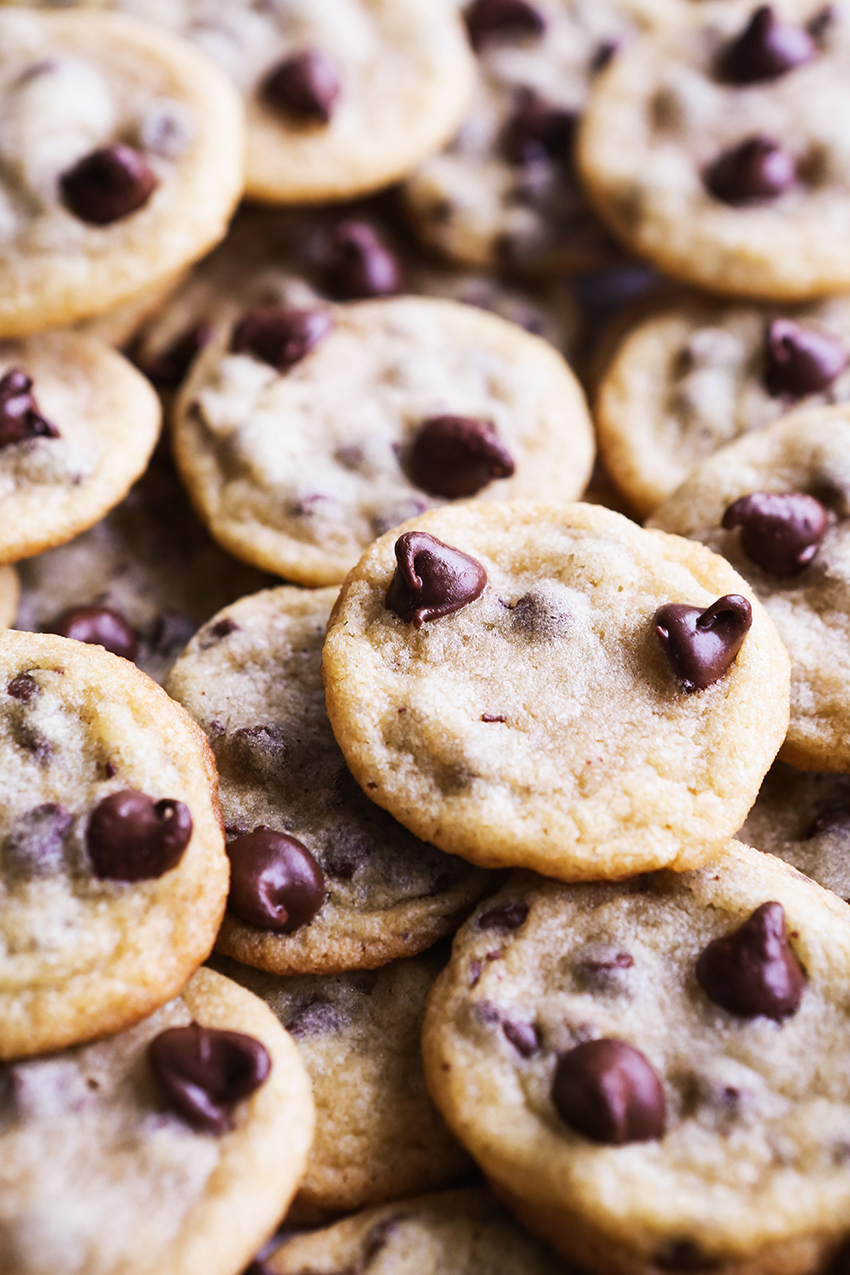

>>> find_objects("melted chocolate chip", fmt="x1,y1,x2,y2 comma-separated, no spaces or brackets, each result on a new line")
137,322,213,389
502,1018,539,1056
704,136,796,204
722,491,828,577
5,803,72,879
7,672,38,702
148,1022,271,1134
502,92,576,165
87,789,192,881
0,368,58,448
386,531,487,628
286,1000,344,1037
261,49,341,124
231,306,332,371
478,902,528,931
464,0,546,48
60,144,158,225
51,605,138,662
410,416,515,498
717,6,815,83
323,221,404,300
807,805,850,837
764,319,848,397
226,826,326,931
654,595,752,692
552,1038,666,1144
696,901,806,1020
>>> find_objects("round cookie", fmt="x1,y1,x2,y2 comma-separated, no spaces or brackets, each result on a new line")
0,629,228,1060
423,842,850,1275
211,951,472,1221
0,568,18,629
0,966,314,1275
0,332,160,565
322,501,790,881
172,295,595,587
648,404,850,771
0,8,243,338
165,586,495,974
578,2,850,299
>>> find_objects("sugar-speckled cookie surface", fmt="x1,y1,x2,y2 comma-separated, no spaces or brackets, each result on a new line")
649,404,850,772
0,629,228,1060
172,296,595,587
166,586,494,974
212,951,471,1221
0,966,314,1275
423,843,850,1275
323,502,789,881
0,9,244,337
578,2,850,298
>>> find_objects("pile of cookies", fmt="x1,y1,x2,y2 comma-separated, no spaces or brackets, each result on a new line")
3,2,850,1274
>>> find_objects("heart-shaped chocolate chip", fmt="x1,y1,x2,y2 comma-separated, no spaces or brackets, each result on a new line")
722,491,828,577
764,319,849,397
655,595,752,692
226,827,326,931
704,136,796,204
410,416,515,498
87,789,193,881
552,1038,666,1144
385,531,487,628
231,306,333,372
148,1022,271,1134
696,901,806,1019
717,5,815,83
60,144,158,225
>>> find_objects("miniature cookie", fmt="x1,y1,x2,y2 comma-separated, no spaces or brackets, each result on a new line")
165,586,494,974
596,294,850,516
648,404,850,771
0,629,228,1060
212,951,472,1221
0,965,314,1275
423,842,850,1275
0,8,243,337
172,296,595,587
0,568,18,629
322,501,790,881
0,332,160,565
578,2,850,299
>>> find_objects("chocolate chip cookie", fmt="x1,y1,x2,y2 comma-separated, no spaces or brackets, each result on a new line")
0,568,18,629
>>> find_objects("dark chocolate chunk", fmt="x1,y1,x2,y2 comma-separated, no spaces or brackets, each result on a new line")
722,491,828,577
0,368,58,448
136,322,213,389
226,826,326,931
464,0,546,48
148,1022,271,1134
410,415,515,498
654,595,752,692
231,306,332,371
696,901,806,1020
7,672,38,702
386,531,487,628
60,144,158,225
478,902,528,931
51,605,138,662
552,1038,666,1144
704,136,796,204
717,6,815,83
5,803,72,879
261,49,341,124
502,1018,539,1056
286,1000,344,1037
322,221,405,301
807,805,850,837
87,789,192,881
764,319,848,397
502,91,576,165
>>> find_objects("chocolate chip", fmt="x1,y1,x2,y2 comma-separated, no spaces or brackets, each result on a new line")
807,805,850,837
552,1038,666,1144
704,136,796,204
286,1000,343,1037
502,91,576,165
696,901,806,1020
322,221,405,300
5,803,72,879
7,672,38,702
261,49,341,124
478,902,528,931
592,40,620,73
60,144,158,225
808,6,834,39
386,531,487,628
722,491,828,577
51,605,138,662
511,582,571,638
0,368,58,448
503,1019,539,1056
202,616,240,646
464,0,546,48
137,322,213,389
148,1022,271,1134
87,789,192,881
481,713,506,722
410,416,515,498
226,826,326,932
575,947,634,992
764,319,848,397
225,723,288,784
654,595,752,692
231,306,332,372
149,610,197,658
717,6,815,83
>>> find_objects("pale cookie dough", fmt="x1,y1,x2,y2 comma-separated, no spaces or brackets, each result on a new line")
0,332,160,565
423,842,850,1275
0,629,228,1060
0,569,18,629
0,8,244,337
172,296,595,587
165,586,494,974
0,966,314,1275
648,404,850,771
322,501,790,881
578,2,850,299
595,294,850,517
212,951,472,1222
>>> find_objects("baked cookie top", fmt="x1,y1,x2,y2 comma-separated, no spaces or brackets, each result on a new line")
322,501,790,881
0,966,314,1275
578,2,850,299
172,296,595,587
648,403,850,772
212,950,471,1222
0,9,244,337
423,842,850,1274
0,630,228,1060
165,586,494,975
